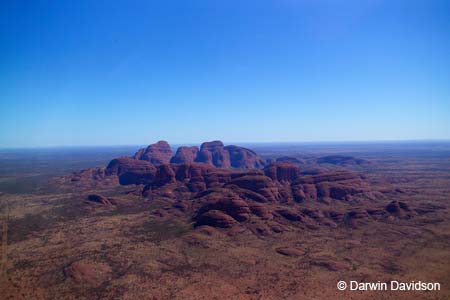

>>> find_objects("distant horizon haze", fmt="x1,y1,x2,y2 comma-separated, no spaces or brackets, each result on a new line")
1,138,450,150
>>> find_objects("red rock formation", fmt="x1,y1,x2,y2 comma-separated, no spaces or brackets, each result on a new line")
197,198,251,222
171,146,199,164
174,163,214,181
276,208,303,221
152,164,176,187
195,141,231,168
105,157,156,185
249,202,273,219
264,162,300,182
134,140,173,165
60,141,383,232
385,200,416,218
224,145,266,169
225,175,280,202
298,171,361,184
69,167,107,182
343,209,370,227
194,210,237,228
194,141,265,169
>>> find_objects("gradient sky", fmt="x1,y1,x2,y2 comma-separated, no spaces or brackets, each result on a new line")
1,0,449,147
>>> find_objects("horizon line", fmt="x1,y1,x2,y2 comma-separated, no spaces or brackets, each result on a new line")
1,138,450,150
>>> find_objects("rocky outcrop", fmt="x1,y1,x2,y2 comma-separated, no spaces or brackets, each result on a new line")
194,210,237,228
105,157,156,185
87,194,116,205
195,141,231,168
343,209,370,227
152,164,176,187
197,198,251,222
248,202,273,219
192,141,265,169
225,145,266,169
174,163,215,181
69,167,107,182
276,208,304,221
171,146,199,164
106,140,266,180
385,200,416,218
134,141,173,165
225,175,280,202
264,162,300,182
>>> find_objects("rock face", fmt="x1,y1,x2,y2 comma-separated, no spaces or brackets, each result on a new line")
194,210,237,228
193,141,265,169
197,198,251,222
174,163,214,181
225,175,280,202
152,164,176,187
225,145,266,169
69,167,107,182
264,162,300,182
105,157,156,185
134,141,173,165
195,141,231,168
174,163,215,192
385,200,416,218
171,146,199,164
113,140,265,173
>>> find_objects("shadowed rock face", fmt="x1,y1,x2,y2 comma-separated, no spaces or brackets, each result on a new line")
194,210,237,228
196,198,251,222
134,141,173,165
170,146,199,164
225,175,281,202
225,145,266,169
264,162,300,182
195,141,231,168
152,164,176,187
174,163,215,181
105,157,156,185
385,200,416,218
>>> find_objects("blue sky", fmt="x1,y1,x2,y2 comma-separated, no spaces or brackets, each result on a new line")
1,0,449,147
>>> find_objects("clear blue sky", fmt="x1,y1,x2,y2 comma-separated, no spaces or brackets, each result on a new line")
1,0,449,147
